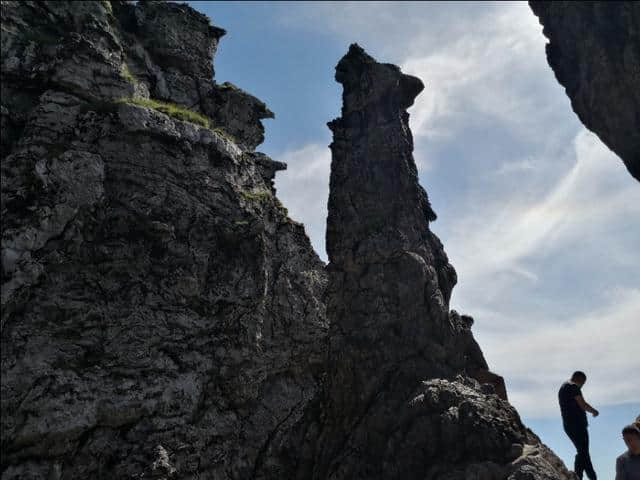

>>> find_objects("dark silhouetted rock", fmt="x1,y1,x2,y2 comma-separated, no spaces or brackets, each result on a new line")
307,44,574,480
2,2,577,479
204,82,275,151
530,1,640,181
1,2,326,478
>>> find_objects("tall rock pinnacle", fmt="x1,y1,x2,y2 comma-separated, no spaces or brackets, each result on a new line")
325,42,459,418
312,44,574,480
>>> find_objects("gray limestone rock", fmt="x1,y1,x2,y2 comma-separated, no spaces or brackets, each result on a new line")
530,1,640,182
1,2,326,479
204,82,275,152
2,2,586,480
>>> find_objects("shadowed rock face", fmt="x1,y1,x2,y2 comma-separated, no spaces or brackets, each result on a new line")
2,2,577,479
1,2,325,479
325,44,458,420
530,1,640,182
309,44,573,480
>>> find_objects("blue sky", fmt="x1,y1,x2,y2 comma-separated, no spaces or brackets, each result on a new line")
190,2,639,477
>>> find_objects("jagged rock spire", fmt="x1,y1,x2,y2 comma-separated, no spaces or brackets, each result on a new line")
326,42,457,376
313,44,574,480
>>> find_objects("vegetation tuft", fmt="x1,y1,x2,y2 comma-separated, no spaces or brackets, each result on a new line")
217,82,240,92
81,96,236,141
240,189,290,217
100,1,113,15
115,97,211,128
240,190,272,203
120,63,138,86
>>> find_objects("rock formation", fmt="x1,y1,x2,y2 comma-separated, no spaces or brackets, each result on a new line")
530,1,640,182
1,2,326,479
2,1,577,479
305,44,573,480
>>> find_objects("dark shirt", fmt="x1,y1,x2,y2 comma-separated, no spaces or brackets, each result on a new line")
616,451,640,480
558,381,587,428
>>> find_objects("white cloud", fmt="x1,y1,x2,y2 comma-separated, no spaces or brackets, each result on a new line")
481,287,640,418
444,131,640,417
274,143,331,261
401,2,569,147
494,158,536,176
446,129,640,289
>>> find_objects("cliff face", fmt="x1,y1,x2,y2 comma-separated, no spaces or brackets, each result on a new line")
1,2,326,479
530,1,640,182
2,2,578,480
304,44,573,480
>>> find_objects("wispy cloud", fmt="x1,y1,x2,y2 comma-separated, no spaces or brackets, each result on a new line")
481,287,640,417
445,130,640,283
494,158,536,176
441,130,640,417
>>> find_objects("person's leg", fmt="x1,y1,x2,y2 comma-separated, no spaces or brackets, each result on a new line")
581,428,597,480
564,424,584,478
573,427,596,480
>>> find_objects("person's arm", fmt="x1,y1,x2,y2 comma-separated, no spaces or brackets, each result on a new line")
615,456,626,480
575,395,599,417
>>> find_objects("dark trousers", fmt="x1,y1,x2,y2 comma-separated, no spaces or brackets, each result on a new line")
563,423,596,480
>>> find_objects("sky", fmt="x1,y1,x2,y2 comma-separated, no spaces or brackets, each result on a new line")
189,1,639,476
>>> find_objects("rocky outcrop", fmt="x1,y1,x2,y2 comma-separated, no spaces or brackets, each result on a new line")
205,82,275,151
306,44,574,480
530,1,640,182
2,2,578,479
1,2,326,479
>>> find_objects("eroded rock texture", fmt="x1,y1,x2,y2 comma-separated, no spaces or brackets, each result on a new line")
2,2,577,480
530,1,640,182
1,1,326,479
308,44,574,480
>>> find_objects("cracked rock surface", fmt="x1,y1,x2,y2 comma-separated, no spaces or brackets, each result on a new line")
3,2,580,480
1,2,325,479
530,1,640,182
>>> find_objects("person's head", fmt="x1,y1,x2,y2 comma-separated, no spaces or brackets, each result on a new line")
622,424,640,454
571,371,587,387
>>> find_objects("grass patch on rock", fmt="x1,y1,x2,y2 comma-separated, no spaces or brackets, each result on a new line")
240,189,290,217
115,97,211,128
217,82,240,92
100,0,113,15
240,189,272,203
120,63,138,86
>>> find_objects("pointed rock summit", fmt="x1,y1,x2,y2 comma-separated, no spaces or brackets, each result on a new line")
312,44,574,480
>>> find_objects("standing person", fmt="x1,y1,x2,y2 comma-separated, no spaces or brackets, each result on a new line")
558,371,599,480
615,422,640,480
